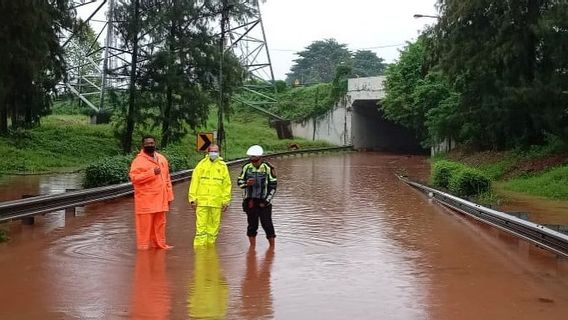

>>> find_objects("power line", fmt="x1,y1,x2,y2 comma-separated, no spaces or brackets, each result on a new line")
358,43,407,50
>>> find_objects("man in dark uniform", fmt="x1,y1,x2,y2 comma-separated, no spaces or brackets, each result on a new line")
237,145,277,247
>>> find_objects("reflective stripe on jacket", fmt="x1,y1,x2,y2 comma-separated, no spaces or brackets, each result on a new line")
188,155,232,208
237,162,277,203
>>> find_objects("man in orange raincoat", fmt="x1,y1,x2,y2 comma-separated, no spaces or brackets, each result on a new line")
129,135,174,250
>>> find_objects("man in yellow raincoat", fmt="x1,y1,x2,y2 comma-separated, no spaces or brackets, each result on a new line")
188,144,232,246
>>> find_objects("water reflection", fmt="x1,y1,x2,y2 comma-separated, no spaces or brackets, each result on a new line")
188,246,229,319
0,173,82,202
130,250,171,320
1,153,568,319
240,248,274,320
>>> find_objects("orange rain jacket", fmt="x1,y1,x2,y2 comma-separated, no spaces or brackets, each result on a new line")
129,150,174,214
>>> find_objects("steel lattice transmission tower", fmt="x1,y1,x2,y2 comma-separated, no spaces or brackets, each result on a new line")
61,0,283,126
221,0,291,142
224,0,282,119
60,0,129,122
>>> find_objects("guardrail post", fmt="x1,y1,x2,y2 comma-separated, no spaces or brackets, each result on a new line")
507,211,530,221
64,189,79,218
21,195,37,225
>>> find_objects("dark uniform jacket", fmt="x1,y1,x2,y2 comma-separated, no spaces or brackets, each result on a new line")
237,161,277,205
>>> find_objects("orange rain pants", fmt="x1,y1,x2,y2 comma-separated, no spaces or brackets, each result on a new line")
135,212,167,249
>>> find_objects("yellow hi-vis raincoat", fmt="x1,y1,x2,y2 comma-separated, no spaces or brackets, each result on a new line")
188,155,232,245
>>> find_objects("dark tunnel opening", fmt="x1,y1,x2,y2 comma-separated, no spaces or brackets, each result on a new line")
351,100,427,154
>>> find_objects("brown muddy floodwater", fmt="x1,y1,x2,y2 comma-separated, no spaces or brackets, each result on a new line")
0,153,567,320
0,173,82,202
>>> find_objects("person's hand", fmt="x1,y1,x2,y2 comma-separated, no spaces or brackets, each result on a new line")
222,205,229,212
154,167,161,175
190,201,196,210
246,178,255,186
259,202,266,208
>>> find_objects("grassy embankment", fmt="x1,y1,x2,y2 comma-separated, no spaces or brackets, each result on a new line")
434,144,568,202
0,115,120,174
0,108,332,241
0,110,330,176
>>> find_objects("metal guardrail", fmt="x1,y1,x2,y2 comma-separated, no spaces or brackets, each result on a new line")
0,146,352,223
398,175,568,258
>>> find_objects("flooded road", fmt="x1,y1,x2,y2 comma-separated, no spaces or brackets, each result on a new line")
0,153,567,319
0,172,82,202
497,184,568,225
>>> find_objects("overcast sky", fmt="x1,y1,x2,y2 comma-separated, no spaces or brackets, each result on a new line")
260,0,438,79
78,0,439,80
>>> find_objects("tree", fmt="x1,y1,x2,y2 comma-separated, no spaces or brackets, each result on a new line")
111,0,142,153
382,39,429,140
112,0,252,151
434,0,568,149
351,50,387,77
141,0,248,148
382,36,459,147
0,0,74,134
286,39,352,84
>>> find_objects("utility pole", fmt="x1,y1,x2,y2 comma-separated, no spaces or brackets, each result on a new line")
217,0,229,153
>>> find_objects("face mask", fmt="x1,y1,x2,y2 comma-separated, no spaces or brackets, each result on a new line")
209,152,219,160
143,146,156,154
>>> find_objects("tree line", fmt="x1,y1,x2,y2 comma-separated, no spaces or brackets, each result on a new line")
285,38,388,84
0,0,254,153
0,0,72,135
382,0,568,150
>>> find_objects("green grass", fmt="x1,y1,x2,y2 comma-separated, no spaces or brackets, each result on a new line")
0,109,332,176
0,115,120,174
434,141,568,202
477,159,516,180
219,111,330,159
505,165,568,200
473,191,501,207
170,110,331,167
267,83,338,120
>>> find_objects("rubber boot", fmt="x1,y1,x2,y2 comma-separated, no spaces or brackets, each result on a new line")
248,236,256,247
268,237,275,247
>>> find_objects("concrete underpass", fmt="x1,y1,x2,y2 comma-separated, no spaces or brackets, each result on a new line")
351,100,424,153
290,76,427,154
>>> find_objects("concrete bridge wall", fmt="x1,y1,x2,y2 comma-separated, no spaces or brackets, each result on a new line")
291,76,426,154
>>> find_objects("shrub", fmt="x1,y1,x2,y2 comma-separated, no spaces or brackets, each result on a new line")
431,160,463,189
161,152,189,172
83,155,133,188
82,150,191,188
448,167,491,197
